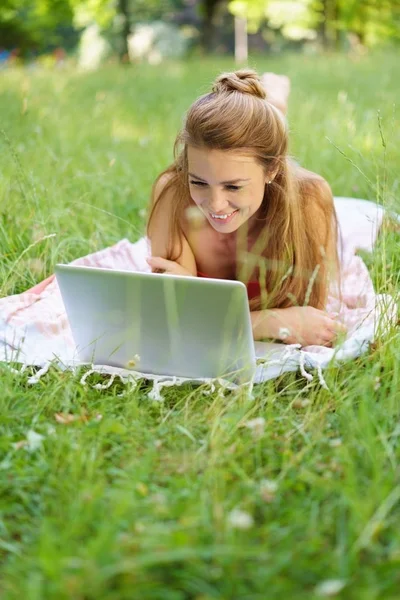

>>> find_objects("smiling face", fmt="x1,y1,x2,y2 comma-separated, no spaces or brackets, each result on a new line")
187,146,269,234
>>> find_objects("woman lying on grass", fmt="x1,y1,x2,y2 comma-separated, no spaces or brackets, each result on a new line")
146,69,347,348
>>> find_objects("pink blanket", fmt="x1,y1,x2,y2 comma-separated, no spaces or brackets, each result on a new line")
0,198,397,391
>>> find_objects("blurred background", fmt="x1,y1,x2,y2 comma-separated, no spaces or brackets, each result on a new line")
1,0,399,69
1,0,399,293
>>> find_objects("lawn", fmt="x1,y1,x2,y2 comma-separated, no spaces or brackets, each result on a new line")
0,52,400,599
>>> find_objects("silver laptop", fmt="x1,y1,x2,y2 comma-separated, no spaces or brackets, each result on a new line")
55,265,256,384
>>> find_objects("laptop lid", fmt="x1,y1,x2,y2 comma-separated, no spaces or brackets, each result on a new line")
55,265,256,383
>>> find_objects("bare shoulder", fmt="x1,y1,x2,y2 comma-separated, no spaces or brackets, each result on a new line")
152,170,176,205
295,166,333,205
147,168,197,274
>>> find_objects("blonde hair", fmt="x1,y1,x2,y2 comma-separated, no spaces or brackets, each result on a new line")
148,69,340,310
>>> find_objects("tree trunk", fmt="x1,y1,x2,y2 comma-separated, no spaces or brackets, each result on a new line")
317,0,340,50
117,0,130,62
201,0,221,53
331,0,340,50
318,0,329,49
234,15,247,64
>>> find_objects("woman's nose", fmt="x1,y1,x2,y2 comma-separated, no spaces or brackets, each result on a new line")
209,188,229,212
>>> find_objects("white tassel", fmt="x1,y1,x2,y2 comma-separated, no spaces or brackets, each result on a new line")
93,373,116,390
299,353,314,383
80,367,96,386
316,363,330,391
202,381,216,396
27,362,51,385
148,377,179,401
256,343,302,367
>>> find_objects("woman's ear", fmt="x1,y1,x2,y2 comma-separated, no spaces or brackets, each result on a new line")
265,173,275,185
265,164,279,185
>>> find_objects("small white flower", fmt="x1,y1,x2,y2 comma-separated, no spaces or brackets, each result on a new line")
127,354,141,368
46,425,56,436
228,509,254,530
185,205,206,227
260,479,278,502
329,438,342,448
26,430,45,452
244,417,266,438
278,327,291,340
260,479,278,493
292,398,311,409
315,579,346,597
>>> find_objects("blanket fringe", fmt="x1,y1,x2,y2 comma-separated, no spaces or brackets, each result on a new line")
298,353,330,391
27,362,51,385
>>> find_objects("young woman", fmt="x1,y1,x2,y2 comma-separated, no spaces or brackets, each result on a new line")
146,69,347,348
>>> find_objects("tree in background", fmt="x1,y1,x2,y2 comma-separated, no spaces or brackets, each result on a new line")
228,0,400,51
71,0,187,60
0,0,399,59
0,0,76,54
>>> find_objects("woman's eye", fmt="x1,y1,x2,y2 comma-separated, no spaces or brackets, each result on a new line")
190,180,207,187
226,185,240,192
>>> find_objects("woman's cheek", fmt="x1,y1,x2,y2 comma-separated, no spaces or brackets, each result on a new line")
189,188,205,207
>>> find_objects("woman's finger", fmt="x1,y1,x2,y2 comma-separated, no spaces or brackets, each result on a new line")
146,256,193,276
146,256,176,272
147,256,169,267
328,320,347,335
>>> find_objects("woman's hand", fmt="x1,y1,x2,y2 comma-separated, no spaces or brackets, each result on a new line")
146,257,195,277
260,72,290,116
252,306,347,347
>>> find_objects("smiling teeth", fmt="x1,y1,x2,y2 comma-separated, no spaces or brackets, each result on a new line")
211,212,234,219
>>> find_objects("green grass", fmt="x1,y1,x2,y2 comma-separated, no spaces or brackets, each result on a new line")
1,52,400,599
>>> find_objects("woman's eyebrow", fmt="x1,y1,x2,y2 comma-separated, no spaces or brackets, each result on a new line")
188,172,250,184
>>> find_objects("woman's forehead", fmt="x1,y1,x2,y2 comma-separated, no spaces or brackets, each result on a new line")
187,146,261,172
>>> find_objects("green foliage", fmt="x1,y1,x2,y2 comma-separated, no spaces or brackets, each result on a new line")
71,0,185,28
0,0,75,52
0,53,400,598
228,0,400,46
338,0,400,46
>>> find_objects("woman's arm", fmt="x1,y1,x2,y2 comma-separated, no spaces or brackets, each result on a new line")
251,306,347,347
147,173,197,276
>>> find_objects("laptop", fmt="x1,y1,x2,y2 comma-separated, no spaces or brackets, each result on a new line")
55,265,257,384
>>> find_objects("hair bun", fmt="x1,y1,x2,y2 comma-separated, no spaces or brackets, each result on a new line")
212,69,266,99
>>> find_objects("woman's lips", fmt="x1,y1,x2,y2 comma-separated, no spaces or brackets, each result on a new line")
208,209,239,225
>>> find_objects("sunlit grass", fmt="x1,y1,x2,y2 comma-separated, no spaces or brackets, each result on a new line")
0,51,400,599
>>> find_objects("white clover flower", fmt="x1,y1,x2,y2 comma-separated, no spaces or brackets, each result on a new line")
260,479,278,493
26,430,45,452
260,479,278,502
329,438,342,448
127,354,141,368
228,509,254,530
315,579,346,597
374,376,381,390
278,327,291,340
244,417,266,438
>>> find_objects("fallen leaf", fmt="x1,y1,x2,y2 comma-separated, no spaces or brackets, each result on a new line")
55,413,77,424
13,440,27,450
